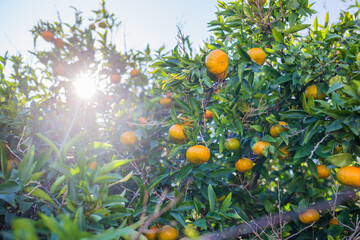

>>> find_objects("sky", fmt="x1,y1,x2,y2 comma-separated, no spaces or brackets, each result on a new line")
0,0,356,59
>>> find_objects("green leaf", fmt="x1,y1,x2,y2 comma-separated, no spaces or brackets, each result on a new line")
327,153,353,167
168,144,184,159
100,159,134,175
308,159,318,178
285,24,310,34
0,181,20,194
220,193,232,213
50,175,65,195
63,131,88,157
170,212,187,228
24,187,56,205
208,185,216,213
176,165,192,182
148,173,168,191
193,219,207,230
36,133,62,162
210,168,236,178
272,28,284,43
13,218,39,240
19,146,36,186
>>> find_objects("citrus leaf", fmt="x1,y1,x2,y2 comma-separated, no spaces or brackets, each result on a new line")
327,153,353,167
208,185,216,213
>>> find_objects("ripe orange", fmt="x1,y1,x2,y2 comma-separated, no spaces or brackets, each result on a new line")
89,161,98,170
269,121,288,138
204,110,213,119
130,69,140,78
247,48,266,66
138,117,147,124
157,225,179,240
160,97,172,106
98,21,107,28
224,138,240,151
186,145,210,164
335,144,343,153
53,38,65,48
144,226,159,240
169,124,187,143
214,70,228,81
252,141,271,156
205,49,229,75
317,164,331,179
90,23,96,30
235,157,254,173
329,218,339,227
336,166,360,187
53,64,65,76
120,131,138,146
248,0,267,6
305,85,326,100
110,73,121,84
41,30,54,42
278,145,290,160
299,209,320,224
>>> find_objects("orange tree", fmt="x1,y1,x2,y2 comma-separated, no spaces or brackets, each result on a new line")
148,0,360,239
0,1,171,239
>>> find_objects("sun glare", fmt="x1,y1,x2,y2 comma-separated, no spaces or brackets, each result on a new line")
73,72,97,99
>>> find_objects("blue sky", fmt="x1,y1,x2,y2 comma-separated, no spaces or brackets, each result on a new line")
0,0,354,57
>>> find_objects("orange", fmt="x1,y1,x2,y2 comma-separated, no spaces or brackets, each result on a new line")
205,49,229,75
186,145,210,164
224,138,240,151
90,23,96,30
53,64,65,76
252,141,271,156
336,166,360,187
269,121,288,138
329,218,339,227
169,124,187,143
98,21,107,28
317,164,331,179
130,69,140,78
204,110,213,119
89,161,98,170
214,70,228,81
138,117,147,124
160,97,172,106
120,131,138,146
165,92,173,98
157,225,179,240
53,38,65,48
235,157,254,173
278,145,291,160
41,30,54,42
110,73,121,84
144,226,159,240
299,209,320,224
248,0,267,6
305,85,326,100
335,144,343,153
247,48,266,66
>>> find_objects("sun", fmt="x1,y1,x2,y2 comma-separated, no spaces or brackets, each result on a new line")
73,72,97,99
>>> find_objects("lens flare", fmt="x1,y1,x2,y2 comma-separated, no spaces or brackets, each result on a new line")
73,72,97,99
